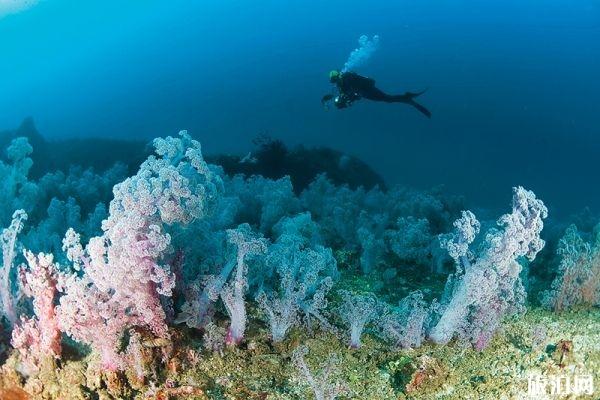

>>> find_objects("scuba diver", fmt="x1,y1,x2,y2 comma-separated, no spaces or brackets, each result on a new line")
322,70,431,118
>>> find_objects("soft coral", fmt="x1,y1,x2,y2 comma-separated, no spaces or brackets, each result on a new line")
57,131,218,370
11,251,61,374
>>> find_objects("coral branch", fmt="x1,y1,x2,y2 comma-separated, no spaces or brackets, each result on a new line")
430,187,547,348
11,251,61,374
1,210,27,328
221,224,267,346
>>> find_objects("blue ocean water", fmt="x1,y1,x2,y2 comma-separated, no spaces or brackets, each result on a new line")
1,0,599,215
2,3,600,398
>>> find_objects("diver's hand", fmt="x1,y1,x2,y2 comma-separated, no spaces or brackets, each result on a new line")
321,94,334,111
334,94,352,109
321,94,334,104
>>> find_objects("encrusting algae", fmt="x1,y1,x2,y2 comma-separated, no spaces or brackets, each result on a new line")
0,304,598,399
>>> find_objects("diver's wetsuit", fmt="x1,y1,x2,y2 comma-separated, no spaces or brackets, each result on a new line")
333,72,431,118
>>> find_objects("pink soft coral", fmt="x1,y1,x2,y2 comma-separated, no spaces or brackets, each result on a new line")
57,131,218,370
11,251,61,374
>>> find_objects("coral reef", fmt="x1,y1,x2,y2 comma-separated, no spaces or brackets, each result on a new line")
220,225,268,346
0,129,597,399
292,345,348,400
212,135,386,193
11,251,61,375
377,291,432,349
336,291,379,349
430,187,547,349
1,210,27,328
542,224,600,311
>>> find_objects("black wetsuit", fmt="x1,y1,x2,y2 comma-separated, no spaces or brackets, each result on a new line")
332,72,431,118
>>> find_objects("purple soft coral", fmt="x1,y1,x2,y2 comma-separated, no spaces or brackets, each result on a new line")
336,290,379,349
1,209,27,328
542,224,600,311
221,224,267,346
256,213,337,343
429,187,547,349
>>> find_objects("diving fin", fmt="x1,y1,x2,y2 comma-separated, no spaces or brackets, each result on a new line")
408,99,432,118
404,88,428,99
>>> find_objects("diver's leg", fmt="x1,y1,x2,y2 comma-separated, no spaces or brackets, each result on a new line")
363,87,431,118
362,87,420,104
360,87,396,102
